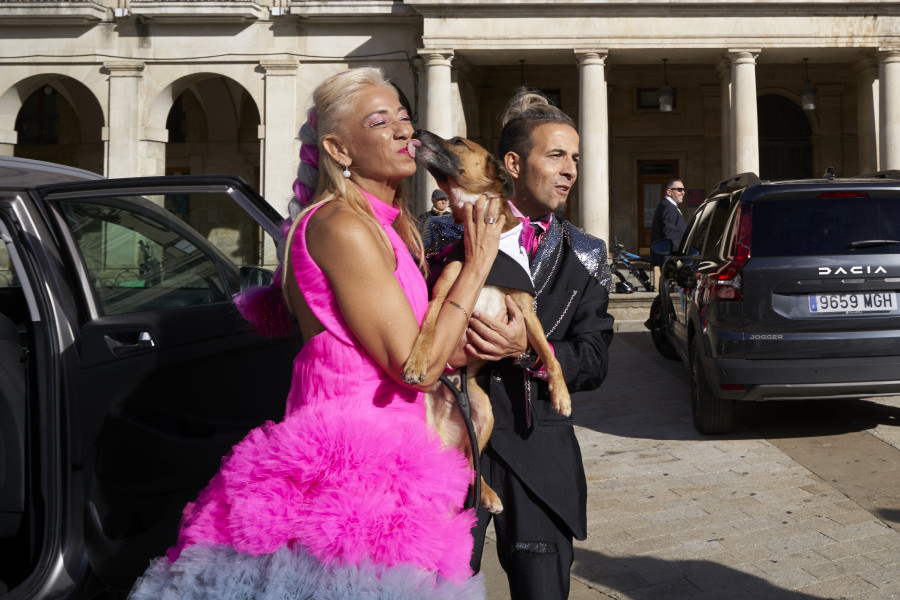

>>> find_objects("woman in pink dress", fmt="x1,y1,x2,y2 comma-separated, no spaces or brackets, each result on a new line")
128,67,505,599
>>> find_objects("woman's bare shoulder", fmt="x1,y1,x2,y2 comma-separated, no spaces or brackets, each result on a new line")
305,203,385,268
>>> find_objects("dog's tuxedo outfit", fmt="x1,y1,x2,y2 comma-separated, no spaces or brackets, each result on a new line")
426,215,615,600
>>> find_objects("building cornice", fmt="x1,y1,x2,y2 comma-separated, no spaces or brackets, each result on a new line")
287,0,417,22
0,1,106,26
127,0,265,23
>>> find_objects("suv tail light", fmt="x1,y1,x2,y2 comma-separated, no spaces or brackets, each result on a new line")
711,203,752,300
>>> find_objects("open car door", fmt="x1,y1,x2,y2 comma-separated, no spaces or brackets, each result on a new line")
1,176,301,599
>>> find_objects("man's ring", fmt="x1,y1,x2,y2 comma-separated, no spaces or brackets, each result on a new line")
487,217,497,224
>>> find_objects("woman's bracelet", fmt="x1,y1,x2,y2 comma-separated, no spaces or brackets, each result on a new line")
443,299,469,320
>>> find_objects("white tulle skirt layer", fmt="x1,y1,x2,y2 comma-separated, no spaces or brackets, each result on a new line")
128,543,486,600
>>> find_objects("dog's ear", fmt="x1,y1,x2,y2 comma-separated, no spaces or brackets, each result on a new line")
487,154,516,200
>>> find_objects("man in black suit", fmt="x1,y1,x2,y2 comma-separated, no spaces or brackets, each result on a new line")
459,88,615,600
649,179,688,274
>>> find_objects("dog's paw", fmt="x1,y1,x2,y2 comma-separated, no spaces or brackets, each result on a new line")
550,387,572,418
402,357,428,385
481,487,504,515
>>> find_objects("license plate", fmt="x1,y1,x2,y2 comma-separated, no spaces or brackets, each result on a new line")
808,292,897,313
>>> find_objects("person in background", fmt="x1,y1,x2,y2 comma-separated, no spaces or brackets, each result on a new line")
420,187,464,248
649,178,687,284
419,187,452,237
419,188,451,222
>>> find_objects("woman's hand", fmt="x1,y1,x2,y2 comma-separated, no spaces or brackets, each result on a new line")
462,195,505,276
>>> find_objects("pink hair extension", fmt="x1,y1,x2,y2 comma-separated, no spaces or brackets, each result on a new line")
234,108,320,337
232,264,292,338
292,108,320,209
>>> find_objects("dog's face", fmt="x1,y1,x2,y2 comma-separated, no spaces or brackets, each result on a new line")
411,130,515,218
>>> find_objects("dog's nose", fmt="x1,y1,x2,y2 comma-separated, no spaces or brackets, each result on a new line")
414,129,429,139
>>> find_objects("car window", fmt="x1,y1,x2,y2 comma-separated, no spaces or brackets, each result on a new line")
55,188,280,317
681,200,716,256
751,194,900,257
0,230,26,327
156,190,280,273
57,199,235,316
704,195,739,260
0,233,11,288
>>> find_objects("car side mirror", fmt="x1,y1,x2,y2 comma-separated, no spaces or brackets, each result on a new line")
239,266,275,290
651,239,674,257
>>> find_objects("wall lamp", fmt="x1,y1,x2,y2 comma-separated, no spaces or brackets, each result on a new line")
658,59,674,113
800,58,817,111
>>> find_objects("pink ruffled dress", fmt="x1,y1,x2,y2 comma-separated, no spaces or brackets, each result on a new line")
128,191,484,600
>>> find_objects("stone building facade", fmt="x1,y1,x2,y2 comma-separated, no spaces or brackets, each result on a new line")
2,0,899,253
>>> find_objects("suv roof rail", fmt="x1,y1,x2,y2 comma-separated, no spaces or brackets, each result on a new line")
711,172,762,194
854,170,900,180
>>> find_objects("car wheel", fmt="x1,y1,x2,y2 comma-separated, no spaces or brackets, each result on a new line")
691,337,733,434
648,296,679,361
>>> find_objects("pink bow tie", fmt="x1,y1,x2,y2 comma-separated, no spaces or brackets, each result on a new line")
519,217,544,258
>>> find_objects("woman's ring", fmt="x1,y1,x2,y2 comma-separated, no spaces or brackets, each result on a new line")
487,217,497,224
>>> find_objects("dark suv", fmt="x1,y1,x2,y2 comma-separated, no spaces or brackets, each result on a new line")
649,171,900,434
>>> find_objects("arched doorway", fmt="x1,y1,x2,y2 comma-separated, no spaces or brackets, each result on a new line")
757,94,812,180
13,78,104,174
161,76,262,267
164,76,260,190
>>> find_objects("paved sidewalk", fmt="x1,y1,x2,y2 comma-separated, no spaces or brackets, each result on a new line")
481,332,900,599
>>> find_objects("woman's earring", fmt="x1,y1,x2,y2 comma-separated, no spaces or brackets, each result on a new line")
342,162,351,179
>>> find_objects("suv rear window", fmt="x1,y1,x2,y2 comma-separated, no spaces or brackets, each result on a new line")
750,194,900,257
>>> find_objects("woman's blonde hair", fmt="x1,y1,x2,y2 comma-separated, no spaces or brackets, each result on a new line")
283,66,426,293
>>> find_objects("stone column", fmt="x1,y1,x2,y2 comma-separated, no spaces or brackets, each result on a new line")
0,128,15,157
728,50,760,176
104,61,144,177
261,58,299,215
815,84,845,176
854,55,880,174
140,126,168,176
879,50,900,171
575,50,609,243
420,50,454,215
716,58,733,176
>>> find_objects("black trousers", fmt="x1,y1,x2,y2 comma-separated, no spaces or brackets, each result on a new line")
470,449,574,600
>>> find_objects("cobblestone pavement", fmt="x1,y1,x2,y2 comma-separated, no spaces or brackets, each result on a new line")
481,332,900,600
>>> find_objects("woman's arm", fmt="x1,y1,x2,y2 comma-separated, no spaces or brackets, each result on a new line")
308,197,504,390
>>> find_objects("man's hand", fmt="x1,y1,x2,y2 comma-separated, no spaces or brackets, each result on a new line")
465,295,528,361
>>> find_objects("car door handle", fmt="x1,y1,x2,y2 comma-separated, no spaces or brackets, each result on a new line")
104,331,156,356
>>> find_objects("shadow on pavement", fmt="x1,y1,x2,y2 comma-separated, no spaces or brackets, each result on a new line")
734,397,900,440
575,331,898,442
572,547,826,599
875,507,900,526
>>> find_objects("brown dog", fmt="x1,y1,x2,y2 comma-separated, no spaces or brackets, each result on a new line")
402,130,571,514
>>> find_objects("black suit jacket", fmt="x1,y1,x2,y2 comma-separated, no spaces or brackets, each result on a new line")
650,198,687,266
473,218,615,541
